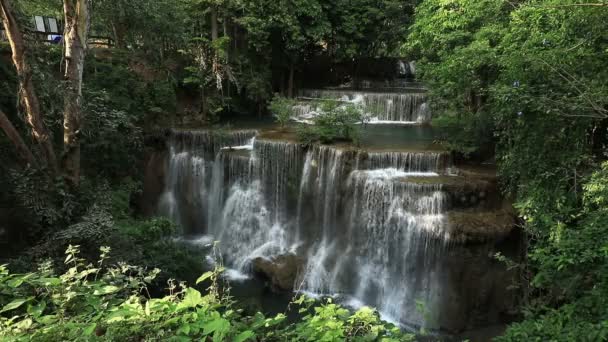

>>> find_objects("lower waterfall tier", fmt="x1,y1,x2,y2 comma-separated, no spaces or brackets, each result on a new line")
143,129,519,333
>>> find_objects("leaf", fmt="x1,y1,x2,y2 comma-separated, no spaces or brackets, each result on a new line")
145,300,151,316
37,277,62,286
93,285,120,295
177,288,203,310
15,318,32,330
179,323,191,335
196,271,214,284
7,273,33,288
1,298,32,313
84,322,97,335
202,317,230,341
234,330,255,342
27,301,46,318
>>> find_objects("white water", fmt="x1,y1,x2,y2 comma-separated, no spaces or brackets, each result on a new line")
159,130,452,329
296,89,430,124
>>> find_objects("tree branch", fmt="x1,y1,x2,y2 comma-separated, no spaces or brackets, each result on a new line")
0,0,59,174
0,109,37,167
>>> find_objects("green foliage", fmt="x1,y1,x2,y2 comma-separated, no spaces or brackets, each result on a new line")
0,247,413,341
297,100,365,144
7,168,87,230
288,296,413,342
407,1,608,339
327,0,415,60
268,95,295,128
81,91,144,178
84,52,178,127
431,112,494,157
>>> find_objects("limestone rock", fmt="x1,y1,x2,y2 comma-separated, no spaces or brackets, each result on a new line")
447,209,516,243
252,254,304,292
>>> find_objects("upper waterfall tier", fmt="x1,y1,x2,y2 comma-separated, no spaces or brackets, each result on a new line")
296,89,430,123
169,129,258,159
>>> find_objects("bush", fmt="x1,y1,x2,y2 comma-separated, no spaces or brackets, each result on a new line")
297,100,364,144
268,95,295,128
431,111,494,157
0,246,413,341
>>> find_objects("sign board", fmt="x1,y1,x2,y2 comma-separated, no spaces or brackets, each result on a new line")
47,18,59,33
34,16,46,32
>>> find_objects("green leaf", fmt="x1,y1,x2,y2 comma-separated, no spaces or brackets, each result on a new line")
8,273,33,288
196,271,214,284
179,323,191,335
1,298,33,313
177,288,203,309
37,277,62,286
84,323,97,335
234,330,255,342
27,301,46,318
93,285,120,295
202,317,230,341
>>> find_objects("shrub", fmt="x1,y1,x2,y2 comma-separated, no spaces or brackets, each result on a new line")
0,246,413,341
268,95,295,128
431,111,494,157
297,100,365,144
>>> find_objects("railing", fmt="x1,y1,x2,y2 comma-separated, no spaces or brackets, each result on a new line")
0,29,114,48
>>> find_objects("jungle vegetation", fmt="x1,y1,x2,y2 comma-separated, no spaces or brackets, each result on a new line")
0,0,607,340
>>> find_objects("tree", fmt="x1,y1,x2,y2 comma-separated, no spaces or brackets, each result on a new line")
0,109,36,166
62,0,90,187
0,0,59,174
405,1,608,338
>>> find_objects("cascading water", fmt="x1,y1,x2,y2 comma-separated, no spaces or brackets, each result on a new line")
358,151,449,173
297,89,430,123
158,128,458,329
158,130,257,233
295,147,451,328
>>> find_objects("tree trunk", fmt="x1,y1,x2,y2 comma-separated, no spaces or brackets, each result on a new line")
200,85,207,122
223,17,231,98
0,0,59,174
62,0,90,187
111,21,127,49
288,63,295,98
211,7,218,41
0,109,36,167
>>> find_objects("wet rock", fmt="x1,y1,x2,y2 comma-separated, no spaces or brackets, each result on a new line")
139,150,168,216
252,254,304,292
447,209,516,243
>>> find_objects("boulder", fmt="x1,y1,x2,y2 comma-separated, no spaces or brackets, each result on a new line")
252,254,304,292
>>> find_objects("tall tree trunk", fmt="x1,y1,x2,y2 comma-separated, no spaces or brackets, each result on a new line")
210,7,218,41
288,63,295,98
223,17,231,98
62,0,90,187
0,0,59,174
0,109,36,167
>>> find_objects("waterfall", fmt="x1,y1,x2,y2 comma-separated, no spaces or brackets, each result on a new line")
158,148,207,233
344,171,448,326
158,129,454,328
206,138,305,271
298,89,430,123
296,150,449,328
159,129,257,233
169,129,257,159
358,151,450,173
